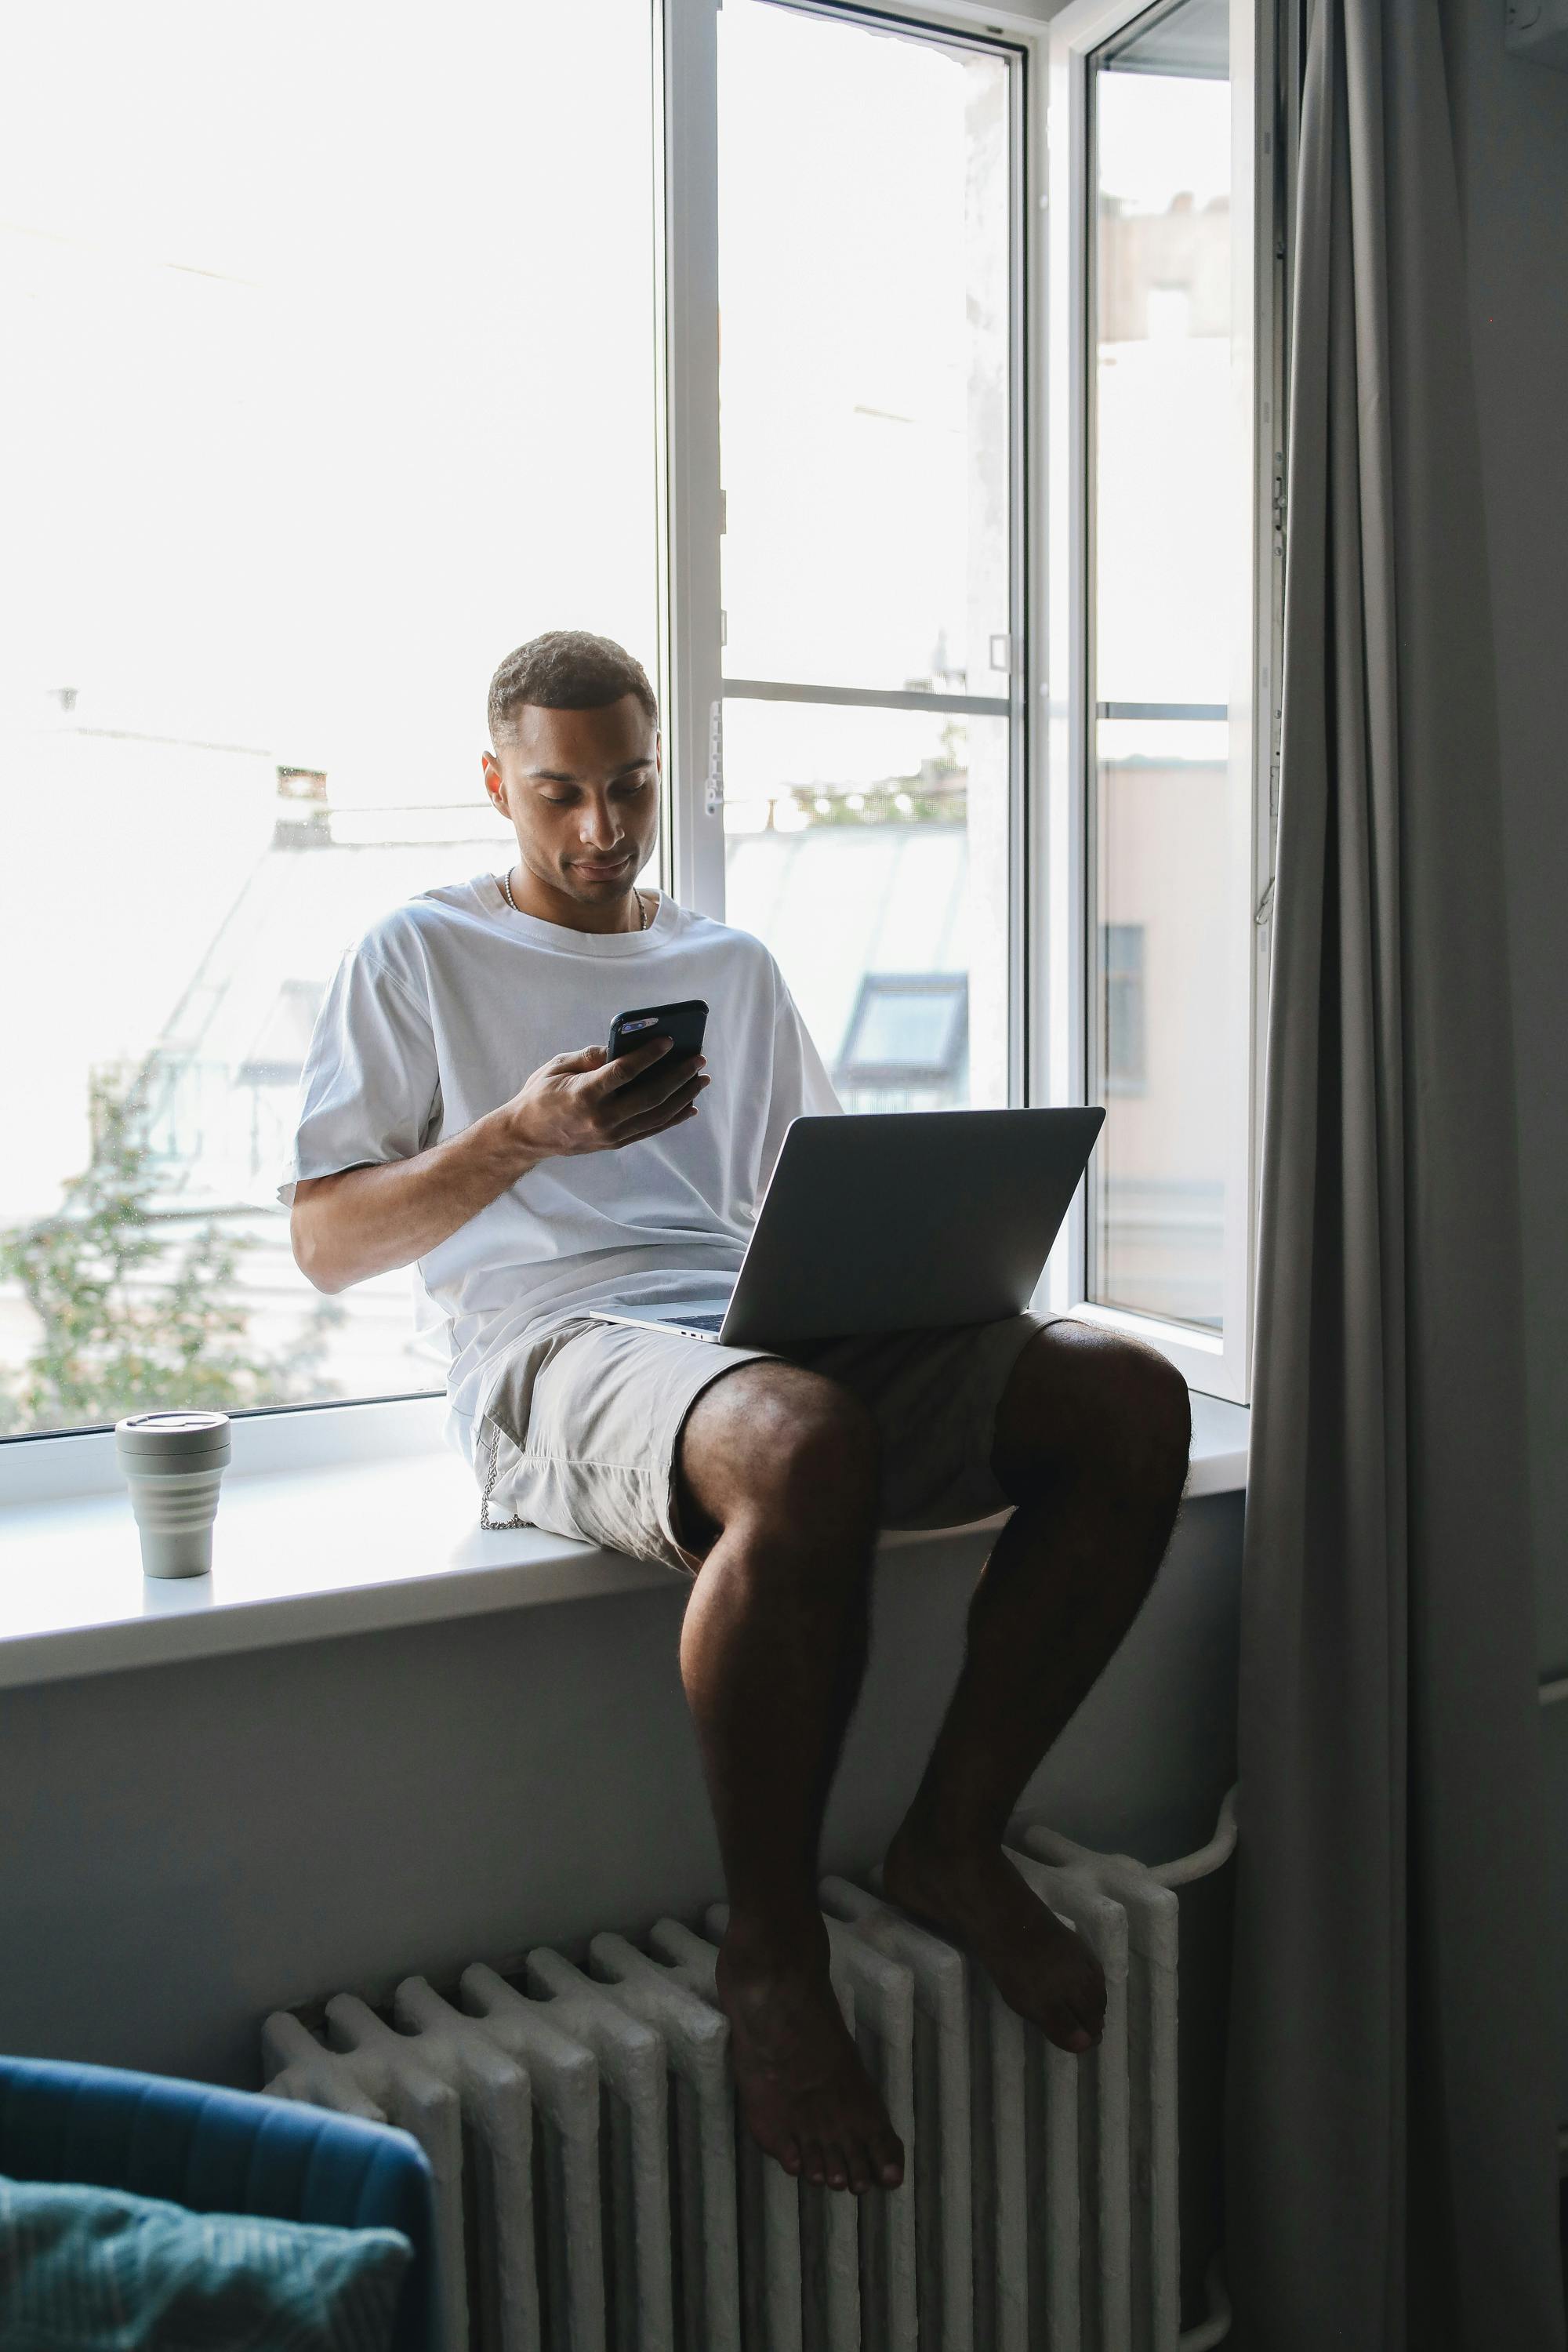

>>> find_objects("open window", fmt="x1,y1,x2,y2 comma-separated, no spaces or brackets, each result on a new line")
1039,0,1282,1398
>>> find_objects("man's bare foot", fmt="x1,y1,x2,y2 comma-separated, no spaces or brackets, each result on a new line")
715,1920,905,2194
883,1826,1107,2053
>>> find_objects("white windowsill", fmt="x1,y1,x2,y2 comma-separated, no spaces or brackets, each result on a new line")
0,1392,1247,1696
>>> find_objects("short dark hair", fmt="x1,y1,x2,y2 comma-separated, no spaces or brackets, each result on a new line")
487,630,659,748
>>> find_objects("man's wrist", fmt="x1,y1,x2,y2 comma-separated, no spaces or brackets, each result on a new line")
483,1102,545,1182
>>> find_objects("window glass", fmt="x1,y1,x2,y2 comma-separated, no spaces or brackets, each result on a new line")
0,0,659,1436
848,985,967,1077
1102,922,1148,1089
717,0,1017,1112
717,0,1011,694
1087,0,1232,1331
721,701,1012,1112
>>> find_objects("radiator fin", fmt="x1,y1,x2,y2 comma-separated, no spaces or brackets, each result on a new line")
457,1962,605,2351
588,1932,739,2352
1018,1827,1181,2352
1005,1849,1133,2352
390,1976,540,2352
818,1878,973,2352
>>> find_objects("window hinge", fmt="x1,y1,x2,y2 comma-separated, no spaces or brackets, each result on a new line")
704,698,724,818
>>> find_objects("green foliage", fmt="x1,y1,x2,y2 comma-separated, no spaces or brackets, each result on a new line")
0,1064,342,1436
789,775,967,828
785,742,969,831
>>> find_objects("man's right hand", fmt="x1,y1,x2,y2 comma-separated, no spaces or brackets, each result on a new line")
504,1036,710,1160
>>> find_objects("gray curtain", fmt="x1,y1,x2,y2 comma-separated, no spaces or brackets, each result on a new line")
1225,0,1564,2343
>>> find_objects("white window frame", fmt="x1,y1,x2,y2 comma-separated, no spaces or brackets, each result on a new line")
1035,0,1283,1403
1,0,1282,1486
656,0,728,920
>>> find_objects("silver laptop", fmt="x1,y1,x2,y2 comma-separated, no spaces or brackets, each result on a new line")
590,1106,1105,1347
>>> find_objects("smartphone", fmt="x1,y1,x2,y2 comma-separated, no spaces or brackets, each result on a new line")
607,998,709,1073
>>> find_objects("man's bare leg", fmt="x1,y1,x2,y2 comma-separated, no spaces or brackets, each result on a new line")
675,1359,905,2195
884,1322,1190,2051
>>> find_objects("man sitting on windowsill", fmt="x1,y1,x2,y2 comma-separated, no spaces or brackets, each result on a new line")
285,628,1190,2198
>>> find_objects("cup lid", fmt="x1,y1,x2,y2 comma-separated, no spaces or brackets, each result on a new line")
115,1410,231,1457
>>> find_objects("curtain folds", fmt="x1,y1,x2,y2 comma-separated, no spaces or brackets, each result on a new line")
1225,0,1564,2344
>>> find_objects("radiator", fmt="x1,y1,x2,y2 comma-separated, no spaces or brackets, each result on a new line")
261,1807,1235,2352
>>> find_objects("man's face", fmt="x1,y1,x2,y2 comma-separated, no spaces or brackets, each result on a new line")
483,695,661,912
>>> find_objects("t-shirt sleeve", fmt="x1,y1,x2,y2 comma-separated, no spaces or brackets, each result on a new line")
759,972,841,1188
278,946,441,1206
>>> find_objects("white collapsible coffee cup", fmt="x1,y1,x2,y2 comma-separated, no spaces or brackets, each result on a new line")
114,1410,232,1579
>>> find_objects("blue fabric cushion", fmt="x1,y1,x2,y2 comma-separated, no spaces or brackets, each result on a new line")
0,2173,411,2352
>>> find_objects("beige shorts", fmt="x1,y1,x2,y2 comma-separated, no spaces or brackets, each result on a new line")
475,1310,1054,1574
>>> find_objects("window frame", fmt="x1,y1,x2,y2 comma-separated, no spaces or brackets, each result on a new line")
1034,0,1284,1403
1,0,1283,1483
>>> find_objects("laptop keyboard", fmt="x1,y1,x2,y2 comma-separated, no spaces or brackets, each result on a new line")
678,1312,727,1331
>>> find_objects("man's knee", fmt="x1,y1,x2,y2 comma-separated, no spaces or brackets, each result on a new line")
680,1362,880,1551
1107,1339,1192,1498
742,1367,881,1520
994,1324,1190,1508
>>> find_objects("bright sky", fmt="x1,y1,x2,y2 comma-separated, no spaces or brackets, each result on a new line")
719,3,1008,702
1094,65,1234,706
1096,72,1231,212
0,0,659,796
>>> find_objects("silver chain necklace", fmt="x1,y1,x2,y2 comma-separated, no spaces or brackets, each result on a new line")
503,866,648,931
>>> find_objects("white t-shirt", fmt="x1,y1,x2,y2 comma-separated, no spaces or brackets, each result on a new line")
281,874,840,1459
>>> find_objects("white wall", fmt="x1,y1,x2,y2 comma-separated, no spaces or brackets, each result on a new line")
0,1501,1240,2089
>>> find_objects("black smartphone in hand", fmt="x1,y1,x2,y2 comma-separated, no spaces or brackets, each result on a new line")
607,998,709,1071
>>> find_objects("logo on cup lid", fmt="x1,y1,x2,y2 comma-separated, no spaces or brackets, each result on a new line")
124,1411,228,1432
